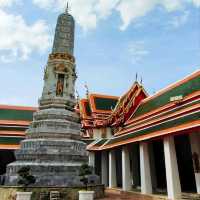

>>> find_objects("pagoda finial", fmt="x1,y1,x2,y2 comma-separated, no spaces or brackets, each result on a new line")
65,2,69,13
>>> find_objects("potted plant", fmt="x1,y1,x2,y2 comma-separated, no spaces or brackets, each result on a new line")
16,166,36,200
78,163,95,200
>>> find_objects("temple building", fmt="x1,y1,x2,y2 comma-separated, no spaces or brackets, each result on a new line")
0,5,199,200
77,70,200,199
0,105,35,176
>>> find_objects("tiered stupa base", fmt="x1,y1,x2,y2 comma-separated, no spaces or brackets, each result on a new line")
5,99,94,186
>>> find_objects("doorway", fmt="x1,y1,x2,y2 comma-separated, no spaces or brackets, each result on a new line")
174,134,196,193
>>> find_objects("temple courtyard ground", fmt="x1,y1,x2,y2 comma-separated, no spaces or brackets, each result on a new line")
99,189,200,200
99,189,167,200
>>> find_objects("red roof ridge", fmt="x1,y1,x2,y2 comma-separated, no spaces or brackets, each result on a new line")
0,120,31,125
0,104,37,111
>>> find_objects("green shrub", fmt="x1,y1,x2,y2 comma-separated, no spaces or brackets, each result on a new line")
79,164,93,190
17,167,36,191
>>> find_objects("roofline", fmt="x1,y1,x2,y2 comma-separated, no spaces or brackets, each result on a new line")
0,104,37,111
88,120,200,151
126,90,200,125
89,93,119,113
89,93,119,99
0,120,31,126
142,69,200,104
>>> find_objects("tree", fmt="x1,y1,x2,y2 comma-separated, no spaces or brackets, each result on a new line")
17,166,36,190
79,164,93,190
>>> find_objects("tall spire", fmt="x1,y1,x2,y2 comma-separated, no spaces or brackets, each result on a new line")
52,4,75,55
5,8,95,187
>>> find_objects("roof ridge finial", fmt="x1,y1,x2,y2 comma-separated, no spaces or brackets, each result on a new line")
84,82,89,98
65,1,69,13
140,76,143,85
135,72,138,82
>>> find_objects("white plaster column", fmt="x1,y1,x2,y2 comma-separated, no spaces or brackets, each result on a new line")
164,135,181,200
109,150,117,188
122,146,132,191
140,142,152,194
190,132,200,194
101,151,108,186
88,151,95,168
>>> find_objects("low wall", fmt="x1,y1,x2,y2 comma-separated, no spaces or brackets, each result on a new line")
0,185,105,200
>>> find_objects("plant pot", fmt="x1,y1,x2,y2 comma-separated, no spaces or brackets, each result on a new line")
79,190,94,200
16,192,32,200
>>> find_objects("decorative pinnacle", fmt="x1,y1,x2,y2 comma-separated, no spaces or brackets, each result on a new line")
140,76,143,85
76,89,80,101
84,83,89,98
135,73,138,82
65,2,69,13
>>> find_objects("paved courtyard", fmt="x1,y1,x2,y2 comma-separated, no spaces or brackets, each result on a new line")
98,189,167,200
98,189,200,200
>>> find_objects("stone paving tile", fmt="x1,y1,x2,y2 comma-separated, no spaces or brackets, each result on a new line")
98,194,136,200
98,191,200,200
98,192,150,200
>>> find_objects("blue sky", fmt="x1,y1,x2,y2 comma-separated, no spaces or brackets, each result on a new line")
0,0,199,106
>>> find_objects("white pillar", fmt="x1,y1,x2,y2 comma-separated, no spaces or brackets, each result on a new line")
140,142,152,194
131,144,140,187
164,135,181,200
190,132,200,194
109,150,117,188
88,151,95,167
122,146,132,191
101,151,108,186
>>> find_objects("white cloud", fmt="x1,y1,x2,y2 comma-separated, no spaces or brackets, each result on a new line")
169,11,190,28
0,0,197,64
160,0,183,12
33,0,120,31
0,0,20,7
192,0,200,7
128,41,149,64
0,9,51,63
33,0,200,31
95,0,120,18
116,0,157,30
33,0,97,30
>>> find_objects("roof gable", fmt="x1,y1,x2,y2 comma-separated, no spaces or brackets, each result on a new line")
89,94,119,113
94,97,118,111
131,70,200,120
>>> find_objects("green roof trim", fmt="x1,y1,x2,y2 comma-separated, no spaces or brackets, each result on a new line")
0,109,34,121
94,139,108,146
107,111,200,146
0,136,24,145
94,97,118,111
132,75,200,119
125,99,200,130
0,126,27,131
